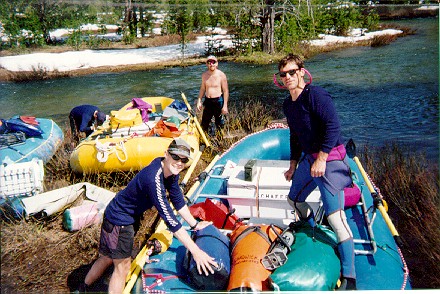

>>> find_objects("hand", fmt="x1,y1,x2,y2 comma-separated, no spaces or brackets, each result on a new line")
311,159,326,177
221,106,228,115
192,248,218,276
194,221,212,230
284,167,295,181
196,100,202,112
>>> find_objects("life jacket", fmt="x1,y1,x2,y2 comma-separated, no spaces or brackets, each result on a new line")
145,120,182,138
227,224,283,292
189,198,242,230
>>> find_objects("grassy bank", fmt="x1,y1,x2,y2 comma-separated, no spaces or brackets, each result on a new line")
1,100,439,292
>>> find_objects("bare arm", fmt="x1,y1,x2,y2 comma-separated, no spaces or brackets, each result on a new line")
175,206,218,275
221,73,229,114
197,75,206,112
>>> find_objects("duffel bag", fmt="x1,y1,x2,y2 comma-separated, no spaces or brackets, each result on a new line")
184,224,230,290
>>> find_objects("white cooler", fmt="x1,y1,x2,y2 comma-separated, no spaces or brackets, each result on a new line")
226,160,321,220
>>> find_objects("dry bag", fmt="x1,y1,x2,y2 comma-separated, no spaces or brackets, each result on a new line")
184,224,230,290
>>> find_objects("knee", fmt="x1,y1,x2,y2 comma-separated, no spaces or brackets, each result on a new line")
327,210,353,242
113,258,131,276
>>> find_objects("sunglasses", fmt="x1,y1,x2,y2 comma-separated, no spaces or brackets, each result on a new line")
169,152,189,163
207,60,217,64
278,68,300,78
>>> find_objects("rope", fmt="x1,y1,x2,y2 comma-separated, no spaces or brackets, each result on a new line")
95,134,136,163
141,272,179,294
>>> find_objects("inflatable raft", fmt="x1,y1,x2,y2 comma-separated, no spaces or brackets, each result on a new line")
123,126,411,293
69,97,200,174
0,116,64,164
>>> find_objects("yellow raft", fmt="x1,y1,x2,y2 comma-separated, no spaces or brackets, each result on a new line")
70,97,200,174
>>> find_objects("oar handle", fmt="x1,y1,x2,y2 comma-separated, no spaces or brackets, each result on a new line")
180,150,202,189
181,92,211,147
353,156,403,248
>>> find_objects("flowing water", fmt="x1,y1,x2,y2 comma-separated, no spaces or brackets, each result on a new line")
1,18,438,160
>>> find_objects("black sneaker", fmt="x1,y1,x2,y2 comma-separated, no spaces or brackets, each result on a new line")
337,278,357,290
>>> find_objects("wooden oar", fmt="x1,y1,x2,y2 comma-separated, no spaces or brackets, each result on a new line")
180,150,202,190
186,154,220,204
123,221,168,294
181,92,211,147
346,139,403,248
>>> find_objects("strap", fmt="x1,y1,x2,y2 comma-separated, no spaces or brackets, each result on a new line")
231,226,271,253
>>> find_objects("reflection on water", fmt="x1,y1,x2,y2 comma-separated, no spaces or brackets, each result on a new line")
0,18,438,160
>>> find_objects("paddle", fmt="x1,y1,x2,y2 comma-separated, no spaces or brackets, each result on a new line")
346,139,403,248
180,150,202,191
181,92,211,148
185,154,220,205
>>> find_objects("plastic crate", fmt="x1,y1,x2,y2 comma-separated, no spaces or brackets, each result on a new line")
0,159,44,198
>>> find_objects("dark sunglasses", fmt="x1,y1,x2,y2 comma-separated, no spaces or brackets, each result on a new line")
278,68,300,78
169,152,189,163
207,60,217,64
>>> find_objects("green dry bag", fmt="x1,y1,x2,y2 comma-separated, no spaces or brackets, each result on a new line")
270,223,341,291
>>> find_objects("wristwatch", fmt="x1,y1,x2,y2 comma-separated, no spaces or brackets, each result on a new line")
190,221,199,230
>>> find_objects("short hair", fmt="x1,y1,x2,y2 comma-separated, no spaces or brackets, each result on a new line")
278,54,304,71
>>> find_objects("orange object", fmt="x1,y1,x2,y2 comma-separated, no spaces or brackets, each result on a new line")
145,120,182,138
227,224,282,291
19,116,39,125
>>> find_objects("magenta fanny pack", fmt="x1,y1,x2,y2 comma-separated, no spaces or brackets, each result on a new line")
312,144,346,161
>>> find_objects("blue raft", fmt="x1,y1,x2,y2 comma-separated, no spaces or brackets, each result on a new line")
0,117,64,164
127,127,411,293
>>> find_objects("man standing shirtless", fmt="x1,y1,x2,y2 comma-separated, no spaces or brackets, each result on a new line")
196,55,229,135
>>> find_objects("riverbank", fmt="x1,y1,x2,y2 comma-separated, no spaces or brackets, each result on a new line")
0,26,405,82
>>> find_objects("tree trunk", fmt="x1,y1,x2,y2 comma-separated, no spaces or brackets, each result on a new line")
261,0,275,54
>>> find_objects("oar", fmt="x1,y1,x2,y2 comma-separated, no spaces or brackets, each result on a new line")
186,154,220,205
180,150,202,190
123,221,168,294
346,139,403,248
181,92,211,148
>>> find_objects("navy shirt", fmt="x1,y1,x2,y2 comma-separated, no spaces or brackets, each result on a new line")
69,105,99,136
283,84,343,161
104,157,185,233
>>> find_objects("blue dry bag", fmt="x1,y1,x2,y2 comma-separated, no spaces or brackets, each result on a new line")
184,224,231,290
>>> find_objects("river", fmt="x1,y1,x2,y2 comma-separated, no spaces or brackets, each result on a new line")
0,18,438,160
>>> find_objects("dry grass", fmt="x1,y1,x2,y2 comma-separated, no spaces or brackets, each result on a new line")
0,102,277,293
361,144,440,289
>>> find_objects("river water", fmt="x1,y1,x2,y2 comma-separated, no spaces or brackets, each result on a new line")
1,18,438,160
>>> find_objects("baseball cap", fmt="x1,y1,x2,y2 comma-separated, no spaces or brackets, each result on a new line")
207,55,217,63
168,138,192,159
96,111,106,125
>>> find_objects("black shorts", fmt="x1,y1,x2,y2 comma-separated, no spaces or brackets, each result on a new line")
99,218,134,259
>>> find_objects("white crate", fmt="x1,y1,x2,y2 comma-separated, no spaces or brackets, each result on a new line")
0,159,44,198
226,160,321,219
